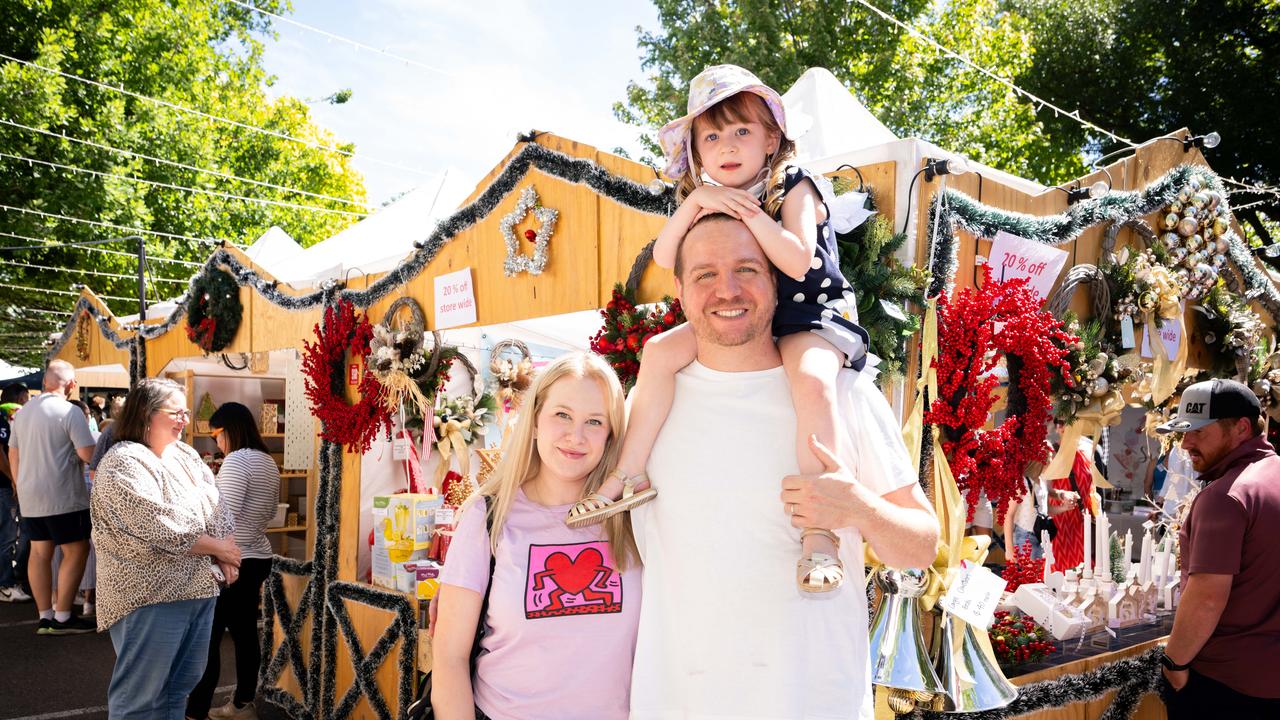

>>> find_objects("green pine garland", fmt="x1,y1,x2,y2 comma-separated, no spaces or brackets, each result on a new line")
185,266,243,352
835,192,927,382
924,165,1280,327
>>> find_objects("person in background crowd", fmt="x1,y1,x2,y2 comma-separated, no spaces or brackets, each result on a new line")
92,378,240,719
0,383,32,602
9,360,97,634
89,394,107,428
187,402,281,720
52,400,98,615
434,353,640,720
1156,380,1280,717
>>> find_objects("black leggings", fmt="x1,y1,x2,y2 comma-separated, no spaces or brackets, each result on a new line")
186,557,273,717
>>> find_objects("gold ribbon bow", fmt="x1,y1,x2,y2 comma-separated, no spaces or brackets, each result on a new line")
435,419,471,487
1041,389,1125,490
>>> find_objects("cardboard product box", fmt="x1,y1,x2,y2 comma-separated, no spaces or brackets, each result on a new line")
372,548,429,591
373,493,443,556
413,560,442,600
371,493,442,590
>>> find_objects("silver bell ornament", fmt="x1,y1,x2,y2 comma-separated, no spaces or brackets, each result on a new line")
1091,377,1111,397
1163,213,1180,230
1177,217,1199,237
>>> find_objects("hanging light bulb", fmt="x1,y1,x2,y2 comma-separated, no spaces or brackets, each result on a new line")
1088,180,1110,198
924,157,971,182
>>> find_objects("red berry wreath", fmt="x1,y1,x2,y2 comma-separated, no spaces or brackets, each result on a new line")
302,299,393,454
924,268,1077,524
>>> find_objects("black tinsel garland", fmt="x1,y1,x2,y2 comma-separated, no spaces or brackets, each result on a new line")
259,556,320,717
324,582,418,720
909,647,1163,720
45,141,676,366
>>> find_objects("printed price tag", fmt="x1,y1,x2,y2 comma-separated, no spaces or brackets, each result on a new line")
348,363,360,386
940,561,1007,629
1120,316,1136,349
392,434,410,461
434,507,456,527
988,231,1070,301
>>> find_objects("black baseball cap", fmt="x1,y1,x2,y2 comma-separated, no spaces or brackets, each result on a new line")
1156,379,1261,434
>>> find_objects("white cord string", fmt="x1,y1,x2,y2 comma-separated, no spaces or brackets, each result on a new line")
0,231,203,266
4,260,188,285
0,282,135,303
0,52,440,178
0,151,368,218
227,0,454,78
0,118,372,210
0,204,229,246
851,0,1137,148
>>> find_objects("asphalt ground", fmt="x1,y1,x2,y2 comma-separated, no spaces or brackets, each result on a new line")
0,598,288,720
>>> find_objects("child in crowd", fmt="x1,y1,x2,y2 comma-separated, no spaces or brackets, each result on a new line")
567,64,870,593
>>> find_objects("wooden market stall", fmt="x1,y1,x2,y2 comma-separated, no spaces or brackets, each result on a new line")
47,127,1278,719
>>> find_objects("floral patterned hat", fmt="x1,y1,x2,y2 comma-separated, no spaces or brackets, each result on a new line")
658,64,798,180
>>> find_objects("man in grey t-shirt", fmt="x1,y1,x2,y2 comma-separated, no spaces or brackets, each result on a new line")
9,360,97,634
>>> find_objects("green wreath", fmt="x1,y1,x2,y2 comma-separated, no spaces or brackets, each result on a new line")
185,267,243,352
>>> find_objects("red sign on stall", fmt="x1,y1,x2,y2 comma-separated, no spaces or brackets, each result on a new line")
348,363,360,386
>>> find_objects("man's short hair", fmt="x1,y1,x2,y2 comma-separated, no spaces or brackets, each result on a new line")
43,359,75,391
674,212,740,280
1220,415,1267,437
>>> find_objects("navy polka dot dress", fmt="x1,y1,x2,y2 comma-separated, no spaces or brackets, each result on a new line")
772,166,870,372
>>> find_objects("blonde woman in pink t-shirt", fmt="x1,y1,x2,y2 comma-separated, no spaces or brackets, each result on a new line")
434,353,641,720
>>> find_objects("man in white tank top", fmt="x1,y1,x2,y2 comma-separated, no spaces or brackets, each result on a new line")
629,214,939,720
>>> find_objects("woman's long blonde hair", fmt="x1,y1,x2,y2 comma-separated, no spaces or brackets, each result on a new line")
464,352,637,570
674,91,797,217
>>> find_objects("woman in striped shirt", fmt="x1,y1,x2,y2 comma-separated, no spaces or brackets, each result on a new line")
187,402,281,720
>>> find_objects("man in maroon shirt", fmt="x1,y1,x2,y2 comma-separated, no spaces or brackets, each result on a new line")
1156,379,1280,717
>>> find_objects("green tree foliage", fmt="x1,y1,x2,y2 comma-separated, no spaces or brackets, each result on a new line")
619,0,1279,245
1010,0,1280,249
0,0,367,366
615,0,1089,182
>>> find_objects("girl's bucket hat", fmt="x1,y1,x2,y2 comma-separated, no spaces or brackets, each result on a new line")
657,64,802,180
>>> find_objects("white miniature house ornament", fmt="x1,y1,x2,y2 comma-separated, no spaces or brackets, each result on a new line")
500,185,558,277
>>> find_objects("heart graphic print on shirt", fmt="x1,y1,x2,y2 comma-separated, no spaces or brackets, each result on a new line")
525,541,624,619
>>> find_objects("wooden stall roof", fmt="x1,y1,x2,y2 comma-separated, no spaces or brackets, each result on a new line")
50,288,131,370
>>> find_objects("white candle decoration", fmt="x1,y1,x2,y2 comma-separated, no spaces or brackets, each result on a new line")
1139,530,1153,585
1083,509,1093,578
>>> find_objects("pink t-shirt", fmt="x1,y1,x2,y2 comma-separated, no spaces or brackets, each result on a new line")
440,488,641,720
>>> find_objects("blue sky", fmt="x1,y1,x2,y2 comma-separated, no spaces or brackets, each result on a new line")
257,0,660,206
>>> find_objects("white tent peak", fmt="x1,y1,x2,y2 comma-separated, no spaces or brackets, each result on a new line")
279,169,471,287
243,226,303,279
783,67,899,163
